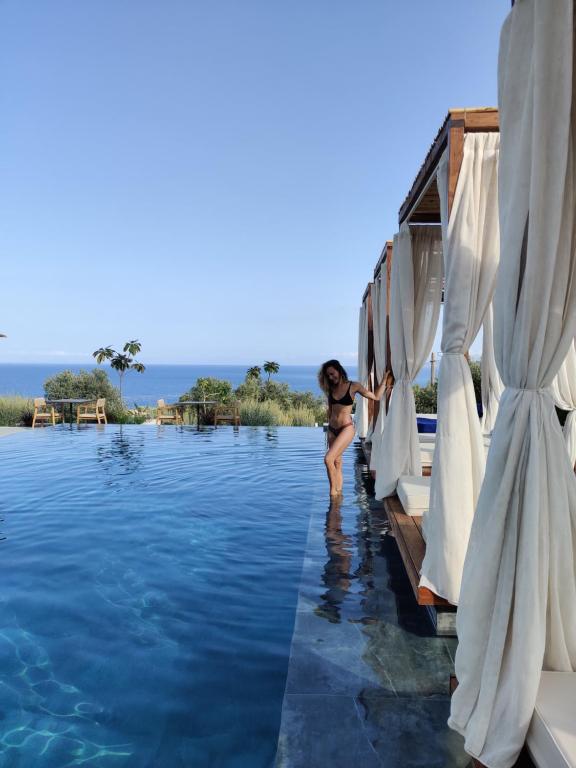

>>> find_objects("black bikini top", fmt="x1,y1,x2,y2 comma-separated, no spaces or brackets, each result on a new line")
328,382,354,406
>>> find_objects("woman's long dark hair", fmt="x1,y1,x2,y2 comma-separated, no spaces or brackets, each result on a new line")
318,359,349,396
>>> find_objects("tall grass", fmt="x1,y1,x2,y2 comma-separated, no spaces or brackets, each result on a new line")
0,396,34,426
238,399,318,427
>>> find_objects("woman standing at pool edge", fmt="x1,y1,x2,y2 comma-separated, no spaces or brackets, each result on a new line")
318,360,388,497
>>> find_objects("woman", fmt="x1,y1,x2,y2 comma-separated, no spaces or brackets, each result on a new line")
318,359,388,497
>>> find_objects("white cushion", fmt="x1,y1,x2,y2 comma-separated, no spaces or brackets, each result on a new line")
419,434,436,444
527,672,576,768
397,476,430,517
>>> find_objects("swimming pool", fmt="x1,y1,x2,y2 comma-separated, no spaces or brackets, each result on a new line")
0,426,325,767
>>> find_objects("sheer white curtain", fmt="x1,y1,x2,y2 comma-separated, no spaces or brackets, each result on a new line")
481,303,504,435
374,224,442,499
356,303,370,438
420,133,500,605
364,282,381,443
450,4,576,767
370,272,388,470
549,341,576,466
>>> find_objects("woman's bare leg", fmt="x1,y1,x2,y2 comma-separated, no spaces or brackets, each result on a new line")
324,426,355,496
334,455,343,493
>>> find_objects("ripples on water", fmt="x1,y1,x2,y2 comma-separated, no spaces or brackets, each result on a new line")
0,426,327,767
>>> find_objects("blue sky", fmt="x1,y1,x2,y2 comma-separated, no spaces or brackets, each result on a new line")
0,1,509,365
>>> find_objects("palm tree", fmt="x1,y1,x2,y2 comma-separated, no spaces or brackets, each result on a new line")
93,339,145,402
246,366,262,380
263,361,280,382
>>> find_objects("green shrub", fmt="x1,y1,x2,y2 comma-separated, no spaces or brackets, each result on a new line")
239,399,284,426
43,368,140,423
0,396,34,426
413,383,437,414
413,359,482,414
180,377,233,405
286,406,317,426
469,360,482,404
238,400,320,427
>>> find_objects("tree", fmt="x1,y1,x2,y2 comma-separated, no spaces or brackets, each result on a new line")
263,361,280,381
246,366,262,380
93,340,145,403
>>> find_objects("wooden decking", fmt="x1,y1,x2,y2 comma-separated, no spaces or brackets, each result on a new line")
383,494,452,607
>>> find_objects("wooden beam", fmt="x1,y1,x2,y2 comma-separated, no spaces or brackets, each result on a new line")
447,119,465,219
398,112,451,225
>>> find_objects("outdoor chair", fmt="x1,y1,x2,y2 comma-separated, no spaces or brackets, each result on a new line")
77,398,107,425
32,397,62,428
156,399,183,425
213,404,240,427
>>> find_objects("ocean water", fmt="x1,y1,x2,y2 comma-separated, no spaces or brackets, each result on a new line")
0,425,327,767
0,362,434,406
0,364,356,406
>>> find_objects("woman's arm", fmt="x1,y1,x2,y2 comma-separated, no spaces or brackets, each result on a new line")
352,373,393,402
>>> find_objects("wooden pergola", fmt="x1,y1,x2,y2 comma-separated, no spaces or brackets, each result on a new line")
383,108,500,612
399,108,499,225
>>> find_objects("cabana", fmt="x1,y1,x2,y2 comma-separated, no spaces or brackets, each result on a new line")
377,108,500,620
450,3,576,768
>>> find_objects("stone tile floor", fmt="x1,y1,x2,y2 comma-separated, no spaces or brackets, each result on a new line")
275,444,535,768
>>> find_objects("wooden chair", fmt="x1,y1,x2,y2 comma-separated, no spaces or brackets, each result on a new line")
32,397,62,428
156,399,183,425
77,398,107,425
213,403,240,427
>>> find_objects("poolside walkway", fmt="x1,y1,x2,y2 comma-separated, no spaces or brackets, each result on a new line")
275,444,470,768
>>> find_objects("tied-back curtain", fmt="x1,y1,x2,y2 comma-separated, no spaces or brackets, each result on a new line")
450,3,576,768
374,224,442,499
356,303,370,438
369,274,388,469
549,340,576,466
481,303,504,435
420,133,500,605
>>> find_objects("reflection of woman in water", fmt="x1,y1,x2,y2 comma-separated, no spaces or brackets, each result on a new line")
318,359,387,497
315,496,353,623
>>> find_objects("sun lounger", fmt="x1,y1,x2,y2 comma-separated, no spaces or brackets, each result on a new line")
527,672,576,768
397,475,430,517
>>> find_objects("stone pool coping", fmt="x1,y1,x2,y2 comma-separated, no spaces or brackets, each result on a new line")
0,427,27,437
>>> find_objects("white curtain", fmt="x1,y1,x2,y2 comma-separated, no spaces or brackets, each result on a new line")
481,303,504,435
420,133,500,605
374,224,442,499
450,4,576,768
549,341,576,466
356,302,370,438
370,272,388,471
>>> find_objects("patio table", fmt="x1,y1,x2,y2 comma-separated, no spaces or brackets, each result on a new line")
174,400,218,430
47,398,92,428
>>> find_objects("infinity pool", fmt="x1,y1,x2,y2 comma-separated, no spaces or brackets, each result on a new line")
0,426,325,767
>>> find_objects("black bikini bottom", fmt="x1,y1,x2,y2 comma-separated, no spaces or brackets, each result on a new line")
328,422,354,437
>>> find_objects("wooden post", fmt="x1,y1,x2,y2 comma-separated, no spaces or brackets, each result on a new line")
430,352,436,385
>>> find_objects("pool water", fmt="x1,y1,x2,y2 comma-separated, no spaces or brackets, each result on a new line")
0,426,327,767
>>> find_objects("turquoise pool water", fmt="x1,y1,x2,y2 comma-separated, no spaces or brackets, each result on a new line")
0,426,325,767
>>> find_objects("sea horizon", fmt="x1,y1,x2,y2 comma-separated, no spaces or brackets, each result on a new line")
0,361,434,406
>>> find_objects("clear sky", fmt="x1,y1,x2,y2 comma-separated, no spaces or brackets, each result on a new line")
0,0,509,365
